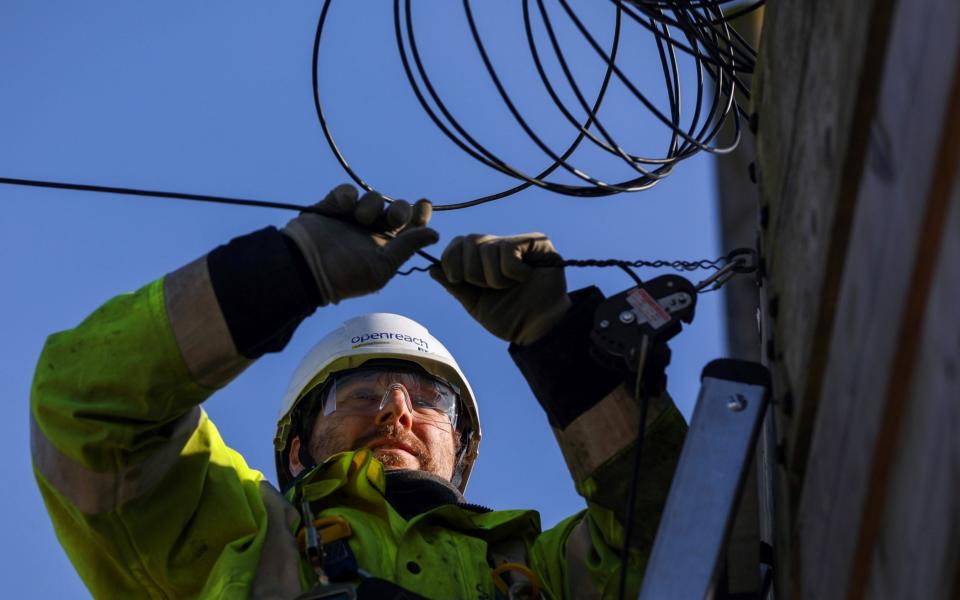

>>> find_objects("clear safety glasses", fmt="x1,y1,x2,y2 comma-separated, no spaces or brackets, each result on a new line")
321,367,459,428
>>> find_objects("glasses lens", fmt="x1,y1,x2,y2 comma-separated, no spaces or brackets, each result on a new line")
324,368,458,426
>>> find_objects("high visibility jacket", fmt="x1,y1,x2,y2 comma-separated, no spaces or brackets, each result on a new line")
31,271,686,598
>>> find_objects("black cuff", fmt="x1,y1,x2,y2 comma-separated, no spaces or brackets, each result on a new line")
207,227,322,359
509,286,622,429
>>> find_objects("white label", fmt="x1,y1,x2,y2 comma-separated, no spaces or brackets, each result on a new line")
627,287,672,330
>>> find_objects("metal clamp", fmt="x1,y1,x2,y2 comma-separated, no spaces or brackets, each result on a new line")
695,248,758,292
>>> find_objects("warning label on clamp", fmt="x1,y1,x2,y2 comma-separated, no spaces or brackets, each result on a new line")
627,288,672,330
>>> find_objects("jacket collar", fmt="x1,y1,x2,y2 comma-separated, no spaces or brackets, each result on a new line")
287,449,540,541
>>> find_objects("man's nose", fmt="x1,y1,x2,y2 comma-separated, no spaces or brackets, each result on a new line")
374,384,414,431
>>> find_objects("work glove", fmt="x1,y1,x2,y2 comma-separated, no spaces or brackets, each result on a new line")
283,184,438,304
430,233,572,346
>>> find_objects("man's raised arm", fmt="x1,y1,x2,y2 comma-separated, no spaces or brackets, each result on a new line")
431,232,687,599
30,185,437,598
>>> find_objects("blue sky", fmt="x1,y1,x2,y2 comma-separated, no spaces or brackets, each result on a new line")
0,2,727,595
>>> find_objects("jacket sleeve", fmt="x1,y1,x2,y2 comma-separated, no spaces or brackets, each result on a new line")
30,227,318,598
510,287,687,599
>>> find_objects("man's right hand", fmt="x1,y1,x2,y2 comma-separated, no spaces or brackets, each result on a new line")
430,233,572,346
283,184,439,305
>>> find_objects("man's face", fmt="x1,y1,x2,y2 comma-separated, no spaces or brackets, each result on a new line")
288,379,459,480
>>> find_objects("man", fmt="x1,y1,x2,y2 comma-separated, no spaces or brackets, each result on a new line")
31,185,686,599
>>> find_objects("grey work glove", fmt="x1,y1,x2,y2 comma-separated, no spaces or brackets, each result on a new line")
430,233,573,346
283,184,439,304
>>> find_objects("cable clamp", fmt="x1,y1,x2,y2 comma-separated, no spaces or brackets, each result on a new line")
695,248,757,292
726,247,758,273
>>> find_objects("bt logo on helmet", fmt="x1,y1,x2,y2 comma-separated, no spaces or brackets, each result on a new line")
351,331,429,350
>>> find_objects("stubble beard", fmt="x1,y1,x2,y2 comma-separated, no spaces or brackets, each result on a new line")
309,421,452,477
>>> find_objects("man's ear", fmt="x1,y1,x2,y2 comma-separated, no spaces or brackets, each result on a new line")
288,436,304,478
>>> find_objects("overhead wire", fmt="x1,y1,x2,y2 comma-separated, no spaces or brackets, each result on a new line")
0,175,744,280
0,176,311,213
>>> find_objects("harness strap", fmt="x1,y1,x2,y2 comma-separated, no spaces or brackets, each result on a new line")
293,509,430,600
323,540,360,583
488,538,544,599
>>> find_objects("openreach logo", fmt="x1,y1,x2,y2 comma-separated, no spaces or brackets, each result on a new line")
351,331,429,351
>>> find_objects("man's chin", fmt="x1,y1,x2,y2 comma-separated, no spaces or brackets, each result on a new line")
371,447,421,470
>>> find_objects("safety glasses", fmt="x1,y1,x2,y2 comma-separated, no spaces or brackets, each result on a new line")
320,366,459,428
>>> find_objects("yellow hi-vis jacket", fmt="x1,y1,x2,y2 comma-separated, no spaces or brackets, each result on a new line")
30,276,686,599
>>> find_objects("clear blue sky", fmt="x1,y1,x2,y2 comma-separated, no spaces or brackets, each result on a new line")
0,2,726,596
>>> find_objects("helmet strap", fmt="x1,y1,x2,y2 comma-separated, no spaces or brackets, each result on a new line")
298,439,317,473
450,426,472,489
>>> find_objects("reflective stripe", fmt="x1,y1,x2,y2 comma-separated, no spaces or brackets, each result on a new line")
251,482,304,599
31,407,202,515
554,385,640,483
565,517,602,600
164,257,251,389
554,386,673,483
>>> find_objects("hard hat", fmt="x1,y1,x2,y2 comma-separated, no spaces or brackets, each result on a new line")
274,313,481,492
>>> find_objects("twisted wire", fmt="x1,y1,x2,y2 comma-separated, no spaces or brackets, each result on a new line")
552,256,726,270
397,252,732,276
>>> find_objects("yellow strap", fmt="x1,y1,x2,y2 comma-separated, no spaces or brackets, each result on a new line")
491,562,542,598
297,515,353,552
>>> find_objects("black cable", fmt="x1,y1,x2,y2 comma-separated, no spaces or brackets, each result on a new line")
0,176,443,267
312,0,762,207
618,343,652,600
0,175,744,278
552,0,733,157
528,0,675,178
0,176,311,213
465,0,656,193
312,0,619,209
618,264,644,287
619,2,757,70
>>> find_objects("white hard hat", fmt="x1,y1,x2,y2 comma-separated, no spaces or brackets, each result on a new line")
274,313,481,492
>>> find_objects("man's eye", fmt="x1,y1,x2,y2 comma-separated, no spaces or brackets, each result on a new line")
344,388,377,402
411,395,442,411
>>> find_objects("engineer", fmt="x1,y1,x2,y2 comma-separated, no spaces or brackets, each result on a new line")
31,184,686,599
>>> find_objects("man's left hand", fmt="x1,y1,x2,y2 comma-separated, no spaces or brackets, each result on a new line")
430,233,572,346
